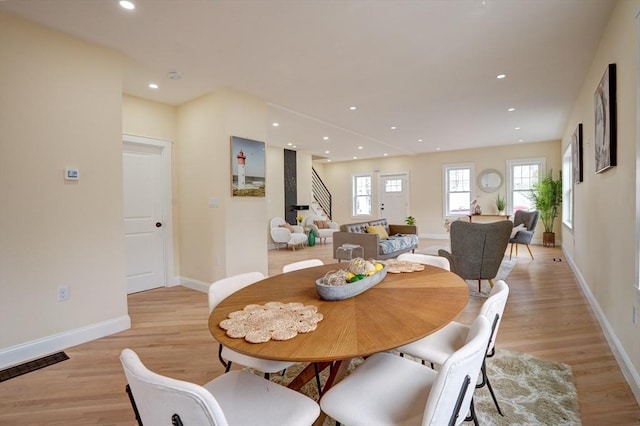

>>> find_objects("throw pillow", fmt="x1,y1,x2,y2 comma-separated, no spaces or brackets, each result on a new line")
314,220,330,229
279,223,294,232
366,224,389,239
510,223,526,238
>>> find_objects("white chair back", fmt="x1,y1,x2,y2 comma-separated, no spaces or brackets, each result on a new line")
480,280,509,354
282,259,324,273
208,272,265,313
397,253,451,271
120,348,228,426
421,315,491,426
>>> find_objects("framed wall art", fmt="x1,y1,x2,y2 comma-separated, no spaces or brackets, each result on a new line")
594,63,616,174
572,123,583,184
231,136,266,197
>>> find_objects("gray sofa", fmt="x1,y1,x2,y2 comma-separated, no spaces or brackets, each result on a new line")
332,218,418,260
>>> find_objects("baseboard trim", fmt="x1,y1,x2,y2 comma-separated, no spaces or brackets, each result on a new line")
179,276,210,293
563,247,640,405
0,315,131,370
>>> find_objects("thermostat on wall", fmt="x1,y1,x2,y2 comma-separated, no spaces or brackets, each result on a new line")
64,168,79,181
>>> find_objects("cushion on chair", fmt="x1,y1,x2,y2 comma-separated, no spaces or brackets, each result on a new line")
279,223,294,232
314,220,330,229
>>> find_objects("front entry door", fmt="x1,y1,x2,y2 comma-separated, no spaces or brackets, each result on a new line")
378,173,409,225
123,143,166,294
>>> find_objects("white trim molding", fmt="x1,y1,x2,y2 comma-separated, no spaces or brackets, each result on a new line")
179,277,210,294
0,315,131,370
563,247,640,405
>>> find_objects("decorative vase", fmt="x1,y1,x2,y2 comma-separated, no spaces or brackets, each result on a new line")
498,210,505,216
308,230,316,247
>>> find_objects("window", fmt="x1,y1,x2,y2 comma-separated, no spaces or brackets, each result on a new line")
385,179,402,192
352,174,372,216
562,145,573,229
506,158,545,214
443,164,474,217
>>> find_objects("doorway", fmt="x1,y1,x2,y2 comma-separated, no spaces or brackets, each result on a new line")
378,172,410,225
123,134,174,294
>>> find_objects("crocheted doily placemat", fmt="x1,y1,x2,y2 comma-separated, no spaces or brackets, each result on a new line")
384,260,425,274
219,301,324,344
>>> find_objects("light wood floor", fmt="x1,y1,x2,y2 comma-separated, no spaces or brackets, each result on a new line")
1,240,638,425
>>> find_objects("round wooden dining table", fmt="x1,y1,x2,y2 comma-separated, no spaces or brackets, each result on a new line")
208,263,469,364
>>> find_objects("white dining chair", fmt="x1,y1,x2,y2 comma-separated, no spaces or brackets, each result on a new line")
120,348,320,426
397,253,451,270
209,272,294,377
282,259,324,273
396,280,510,415
320,315,491,426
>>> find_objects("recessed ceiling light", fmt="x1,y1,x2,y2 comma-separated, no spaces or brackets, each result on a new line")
349,106,357,110
390,126,397,130
436,147,441,151
287,143,293,146
272,122,279,127
418,139,423,142
324,150,330,154
353,156,358,160
358,146,364,150
518,139,524,142
148,83,158,89
292,145,297,149
327,159,332,162
383,153,388,156
119,0,135,10
508,107,515,112
515,126,521,130
323,136,329,140
497,74,506,79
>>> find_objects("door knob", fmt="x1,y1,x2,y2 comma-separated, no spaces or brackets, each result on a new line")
155,222,162,228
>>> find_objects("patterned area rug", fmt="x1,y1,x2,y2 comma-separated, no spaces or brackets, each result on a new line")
266,349,581,425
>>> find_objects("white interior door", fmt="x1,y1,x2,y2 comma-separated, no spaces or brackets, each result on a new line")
123,143,165,294
379,173,409,225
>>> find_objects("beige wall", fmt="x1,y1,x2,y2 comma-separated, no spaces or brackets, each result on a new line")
322,140,561,242
177,90,269,283
0,14,128,350
561,0,639,382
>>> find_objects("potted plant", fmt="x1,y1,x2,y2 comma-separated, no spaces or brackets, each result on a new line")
405,216,416,226
528,170,562,247
495,194,505,215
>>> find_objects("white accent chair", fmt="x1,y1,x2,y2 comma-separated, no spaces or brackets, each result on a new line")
303,215,339,244
270,217,307,250
209,272,294,377
397,252,451,270
396,280,510,415
120,348,320,426
282,259,324,273
320,316,491,426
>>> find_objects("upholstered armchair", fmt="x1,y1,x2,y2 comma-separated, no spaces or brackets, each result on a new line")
270,217,307,250
438,220,512,292
302,215,339,244
509,210,540,260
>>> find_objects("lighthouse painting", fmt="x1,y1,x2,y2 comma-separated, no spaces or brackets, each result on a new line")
231,136,266,197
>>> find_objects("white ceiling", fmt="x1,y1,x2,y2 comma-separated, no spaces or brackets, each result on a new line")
0,0,615,162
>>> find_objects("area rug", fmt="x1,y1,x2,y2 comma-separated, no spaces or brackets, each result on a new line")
466,256,517,297
265,349,581,425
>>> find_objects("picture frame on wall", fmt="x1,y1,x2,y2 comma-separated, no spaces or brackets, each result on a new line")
231,136,266,197
594,63,616,174
572,123,583,184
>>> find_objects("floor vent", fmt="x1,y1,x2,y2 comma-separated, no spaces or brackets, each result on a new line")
0,352,69,382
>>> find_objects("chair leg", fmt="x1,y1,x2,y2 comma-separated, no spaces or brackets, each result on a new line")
477,360,503,416
509,243,514,260
477,280,481,292
525,244,534,259
488,279,495,288
125,384,143,426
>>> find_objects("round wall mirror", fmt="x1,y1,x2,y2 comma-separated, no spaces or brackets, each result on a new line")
477,169,503,193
